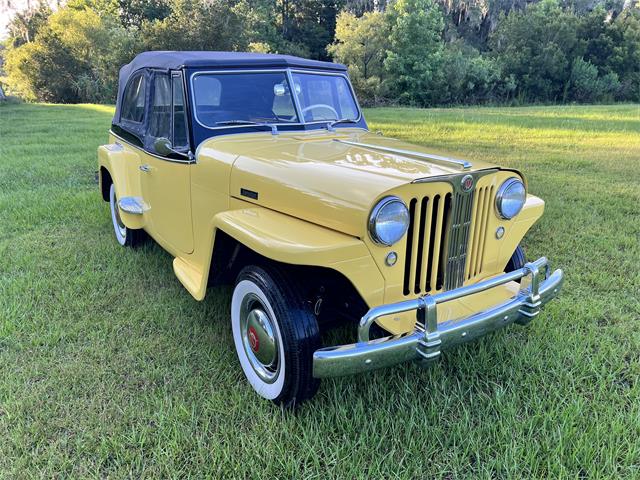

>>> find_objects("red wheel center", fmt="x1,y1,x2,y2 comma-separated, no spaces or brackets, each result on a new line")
248,326,260,352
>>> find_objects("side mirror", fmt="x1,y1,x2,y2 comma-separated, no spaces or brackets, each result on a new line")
154,137,173,156
274,84,286,96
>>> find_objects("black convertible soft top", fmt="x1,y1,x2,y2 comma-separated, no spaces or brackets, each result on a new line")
120,50,347,73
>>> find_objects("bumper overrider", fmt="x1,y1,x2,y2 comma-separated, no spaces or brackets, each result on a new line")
313,257,563,378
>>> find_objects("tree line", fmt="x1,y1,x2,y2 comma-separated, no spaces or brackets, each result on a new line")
2,0,639,106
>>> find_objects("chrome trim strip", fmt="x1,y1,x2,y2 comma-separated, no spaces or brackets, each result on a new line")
334,140,472,170
109,130,196,164
312,257,564,378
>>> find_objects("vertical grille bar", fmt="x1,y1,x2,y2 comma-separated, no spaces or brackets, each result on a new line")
470,187,487,278
418,197,433,293
474,185,493,276
429,196,446,291
464,188,481,279
408,197,422,293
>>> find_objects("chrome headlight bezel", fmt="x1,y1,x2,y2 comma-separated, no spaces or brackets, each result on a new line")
495,177,526,220
368,196,410,246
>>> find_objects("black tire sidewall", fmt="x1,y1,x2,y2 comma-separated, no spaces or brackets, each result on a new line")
234,265,320,407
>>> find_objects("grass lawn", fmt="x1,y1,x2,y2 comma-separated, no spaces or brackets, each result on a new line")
1,102,639,478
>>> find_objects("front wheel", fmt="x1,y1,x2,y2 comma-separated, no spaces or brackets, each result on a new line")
231,265,320,407
505,245,526,273
109,184,144,247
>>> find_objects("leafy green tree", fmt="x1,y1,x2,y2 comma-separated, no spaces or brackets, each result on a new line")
118,0,171,27
384,0,445,106
489,0,582,102
277,0,347,60
434,41,510,104
4,7,136,102
569,57,620,101
328,10,390,103
139,0,245,51
6,1,52,47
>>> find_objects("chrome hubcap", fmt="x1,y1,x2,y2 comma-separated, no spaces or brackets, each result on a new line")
240,293,279,383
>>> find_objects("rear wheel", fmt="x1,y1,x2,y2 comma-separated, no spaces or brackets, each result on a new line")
231,265,320,407
109,184,144,247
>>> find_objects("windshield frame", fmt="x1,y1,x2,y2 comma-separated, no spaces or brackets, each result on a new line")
189,68,362,132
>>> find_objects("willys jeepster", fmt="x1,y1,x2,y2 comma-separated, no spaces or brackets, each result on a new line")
98,51,564,407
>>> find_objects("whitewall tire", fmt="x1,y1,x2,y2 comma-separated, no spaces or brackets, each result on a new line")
231,265,321,407
109,184,144,247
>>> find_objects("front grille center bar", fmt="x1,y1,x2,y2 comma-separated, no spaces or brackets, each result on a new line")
444,190,475,291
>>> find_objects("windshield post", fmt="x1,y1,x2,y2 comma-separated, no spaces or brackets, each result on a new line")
286,68,304,126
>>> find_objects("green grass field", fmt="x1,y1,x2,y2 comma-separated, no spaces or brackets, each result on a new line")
1,102,639,478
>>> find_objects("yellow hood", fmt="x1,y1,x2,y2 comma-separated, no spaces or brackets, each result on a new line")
201,129,498,237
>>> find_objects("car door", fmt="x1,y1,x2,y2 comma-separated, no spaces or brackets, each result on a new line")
139,71,194,254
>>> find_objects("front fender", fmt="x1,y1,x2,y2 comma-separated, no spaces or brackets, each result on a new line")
175,207,385,305
213,208,385,307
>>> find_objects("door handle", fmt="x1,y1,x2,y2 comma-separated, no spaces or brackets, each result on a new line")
139,164,151,173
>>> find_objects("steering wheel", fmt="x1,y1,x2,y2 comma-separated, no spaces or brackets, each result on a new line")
300,104,339,121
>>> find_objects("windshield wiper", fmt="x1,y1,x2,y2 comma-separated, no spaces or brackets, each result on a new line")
326,118,357,131
215,120,278,135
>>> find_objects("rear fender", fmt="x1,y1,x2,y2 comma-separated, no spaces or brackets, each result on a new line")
98,142,144,230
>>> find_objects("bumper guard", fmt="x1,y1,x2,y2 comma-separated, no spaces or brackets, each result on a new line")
312,257,563,378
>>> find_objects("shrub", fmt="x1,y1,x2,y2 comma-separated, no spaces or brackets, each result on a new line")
569,57,621,102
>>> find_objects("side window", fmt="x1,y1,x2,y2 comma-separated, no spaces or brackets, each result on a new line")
121,73,146,123
172,74,188,149
148,73,171,142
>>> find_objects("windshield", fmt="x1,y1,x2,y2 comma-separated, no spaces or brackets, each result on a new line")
192,72,299,128
291,72,359,123
191,70,360,129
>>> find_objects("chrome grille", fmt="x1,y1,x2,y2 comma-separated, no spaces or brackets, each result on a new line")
444,190,475,290
402,172,496,296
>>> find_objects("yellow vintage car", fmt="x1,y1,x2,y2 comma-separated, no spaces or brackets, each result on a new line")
98,51,564,406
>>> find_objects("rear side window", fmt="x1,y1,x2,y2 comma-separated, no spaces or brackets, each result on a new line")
148,74,171,139
172,74,188,148
121,73,146,123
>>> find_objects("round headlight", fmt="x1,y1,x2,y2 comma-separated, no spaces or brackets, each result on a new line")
369,196,410,246
496,177,526,219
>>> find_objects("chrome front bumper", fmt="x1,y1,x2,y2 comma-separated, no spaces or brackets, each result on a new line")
313,257,563,378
